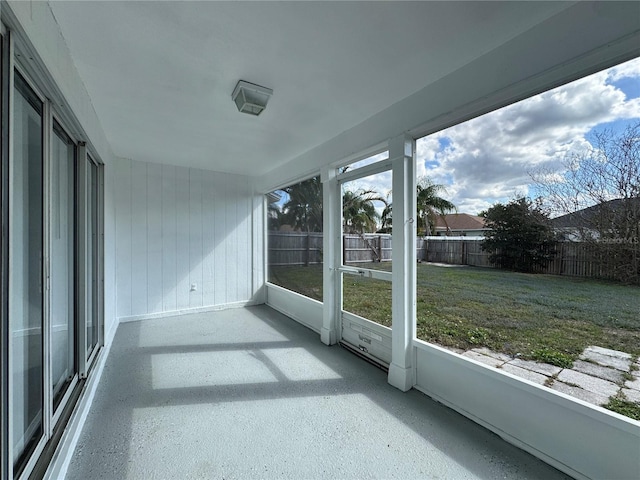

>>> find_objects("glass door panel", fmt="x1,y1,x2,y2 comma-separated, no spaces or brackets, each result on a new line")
50,120,76,411
10,72,44,471
341,169,393,320
86,158,99,358
339,165,393,365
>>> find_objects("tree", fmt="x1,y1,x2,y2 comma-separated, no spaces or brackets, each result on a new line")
342,188,386,234
279,176,323,232
378,202,393,234
374,177,456,234
416,178,457,235
267,200,283,230
531,122,640,283
481,197,557,273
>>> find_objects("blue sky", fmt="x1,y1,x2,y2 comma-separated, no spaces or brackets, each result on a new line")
414,56,640,216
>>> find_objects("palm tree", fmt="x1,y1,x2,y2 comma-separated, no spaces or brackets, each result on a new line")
379,202,393,233
342,189,387,234
267,201,283,231
280,176,323,232
379,178,455,235
416,177,457,236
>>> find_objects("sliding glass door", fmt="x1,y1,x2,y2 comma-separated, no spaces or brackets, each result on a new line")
86,157,99,359
1,32,104,479
10,72,44,474
50,120,77,412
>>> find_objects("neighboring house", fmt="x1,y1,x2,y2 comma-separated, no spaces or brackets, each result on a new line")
433,213,489,236
551,198,640,241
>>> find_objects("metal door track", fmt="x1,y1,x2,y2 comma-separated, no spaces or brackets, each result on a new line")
339,341,389,372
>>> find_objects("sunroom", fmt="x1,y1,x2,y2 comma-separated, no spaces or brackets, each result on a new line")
1,1,639,479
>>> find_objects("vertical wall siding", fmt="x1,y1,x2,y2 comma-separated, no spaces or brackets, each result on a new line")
188,169,203,309
130,162,148,315
146,163,163,313
114,158,254,319
115,158,133,317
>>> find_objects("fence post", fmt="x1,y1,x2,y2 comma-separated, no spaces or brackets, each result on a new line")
305,233,310,266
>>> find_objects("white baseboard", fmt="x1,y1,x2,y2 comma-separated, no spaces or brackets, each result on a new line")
117,300,260,323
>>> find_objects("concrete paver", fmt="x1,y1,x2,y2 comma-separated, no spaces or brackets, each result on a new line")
462,351,505,368
507,358,562,377
580,349,633,371
470,347,512,362
584,346,632,360
625,376,640,391
622,388,640,403
550,381,610,406
556,369,619,397
572,360,624,384
500,364,548,385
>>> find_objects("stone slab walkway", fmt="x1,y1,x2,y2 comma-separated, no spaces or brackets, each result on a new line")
461,345,640,409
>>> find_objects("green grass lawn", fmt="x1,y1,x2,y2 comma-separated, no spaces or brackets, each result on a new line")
269,262,640,365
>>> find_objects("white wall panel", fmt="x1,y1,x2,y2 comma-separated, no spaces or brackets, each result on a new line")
213,172,227,305
201,169,216,307
114,158,132,318
175,167,190,310
161,165,177,312
238,182,251,301
188,169,203,309
226,179,238,303
130,162,148,316
146,163,163,313
114,158,256,320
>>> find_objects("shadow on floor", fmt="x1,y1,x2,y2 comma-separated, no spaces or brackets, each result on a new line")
66,305,571,479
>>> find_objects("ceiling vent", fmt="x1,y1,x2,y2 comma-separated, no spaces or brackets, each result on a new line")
232,80,273,116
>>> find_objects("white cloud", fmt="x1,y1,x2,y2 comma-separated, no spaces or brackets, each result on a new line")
607,56,640,82
416,57,640,215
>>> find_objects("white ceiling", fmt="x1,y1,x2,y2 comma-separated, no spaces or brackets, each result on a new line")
49,1,584,176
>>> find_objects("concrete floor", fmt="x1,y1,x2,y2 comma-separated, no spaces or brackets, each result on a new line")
66,306,571,479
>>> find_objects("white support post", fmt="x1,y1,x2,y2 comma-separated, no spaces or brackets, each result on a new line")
321,165,340,345
388,134,417,391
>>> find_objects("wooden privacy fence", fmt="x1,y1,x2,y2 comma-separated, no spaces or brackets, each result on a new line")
421,237,492,267
419,237,634,280
268,232,427,265
268,232,324,266
269,232,630,281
